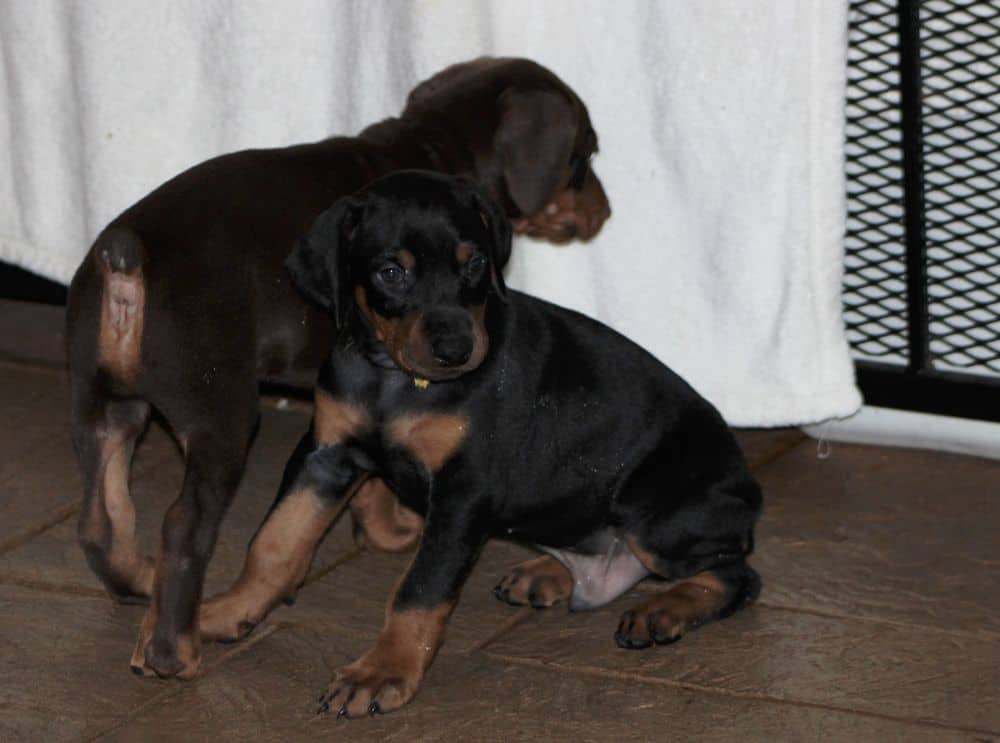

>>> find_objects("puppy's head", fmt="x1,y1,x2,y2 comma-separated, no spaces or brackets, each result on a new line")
287,171,511,382
403,57,611,243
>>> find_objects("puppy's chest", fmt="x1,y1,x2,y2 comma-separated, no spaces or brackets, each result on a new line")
315,377,470,476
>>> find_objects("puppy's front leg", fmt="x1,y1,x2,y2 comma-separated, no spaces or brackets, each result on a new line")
319,474,488,719
199,429,368,642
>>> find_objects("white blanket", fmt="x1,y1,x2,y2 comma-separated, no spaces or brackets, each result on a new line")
0,0,861,426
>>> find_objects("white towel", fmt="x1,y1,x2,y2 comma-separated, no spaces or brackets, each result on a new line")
0,0,862,426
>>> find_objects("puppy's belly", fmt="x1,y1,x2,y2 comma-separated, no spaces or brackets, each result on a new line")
539,529,649,611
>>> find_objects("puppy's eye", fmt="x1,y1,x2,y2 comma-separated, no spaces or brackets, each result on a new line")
467,254,487,273
377,263,405,284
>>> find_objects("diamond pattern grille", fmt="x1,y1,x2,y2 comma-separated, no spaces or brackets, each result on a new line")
921,1,1000,374
844,0,1000,377
845,1,909,365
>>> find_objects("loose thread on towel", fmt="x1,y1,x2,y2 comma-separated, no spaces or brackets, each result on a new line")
815,422,832,460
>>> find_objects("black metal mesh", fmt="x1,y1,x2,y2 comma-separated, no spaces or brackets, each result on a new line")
921,0,1000,374
844,0,1000,377
844,0,910,365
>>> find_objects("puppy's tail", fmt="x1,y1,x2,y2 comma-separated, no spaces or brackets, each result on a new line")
96,226,145,276
94,227,147,386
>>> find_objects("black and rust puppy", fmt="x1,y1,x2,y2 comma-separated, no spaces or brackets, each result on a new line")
201,171,762,717
65,57,609,680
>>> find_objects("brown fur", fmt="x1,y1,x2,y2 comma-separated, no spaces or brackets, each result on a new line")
354,285,423,366
386,413,469,472
315,388,370,444
199,485,352,642
320,603,453,717
493,554,573,608
616,572,729,647
349,479,424,553
98,264,145,385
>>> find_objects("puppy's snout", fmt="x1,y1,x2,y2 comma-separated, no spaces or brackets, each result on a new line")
432,337,473,367
423,310,474,368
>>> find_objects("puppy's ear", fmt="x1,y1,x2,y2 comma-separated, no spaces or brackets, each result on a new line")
285,197,363,328
471,187,512,301
494,88,576,217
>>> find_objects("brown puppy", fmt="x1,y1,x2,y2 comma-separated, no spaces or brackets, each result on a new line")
65,57,610,680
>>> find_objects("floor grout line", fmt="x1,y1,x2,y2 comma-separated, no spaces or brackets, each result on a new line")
480,653,1000,738
303,546,365,586
0,574,106,599
467,607,534,653
0,500,79,556
0,354,66,375
754,599,1000,642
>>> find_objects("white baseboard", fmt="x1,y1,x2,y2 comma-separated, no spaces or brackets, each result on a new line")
803,406,1000,461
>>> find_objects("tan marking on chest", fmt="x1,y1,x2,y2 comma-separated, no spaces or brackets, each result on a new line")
314,388,370,445
386,413,469,471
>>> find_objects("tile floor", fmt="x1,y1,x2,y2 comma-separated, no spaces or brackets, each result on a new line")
0,300,996,742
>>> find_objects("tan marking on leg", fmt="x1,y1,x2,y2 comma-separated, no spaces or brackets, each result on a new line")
130,598,159,677
130,585,202,679
386,413,468,472
100,436,155,596
98,266,145,384
320,602,453,717
616,571,728,649
79,427,154,600
494,554,573,608
625,533,662,575
314,388,370,445
349,478,423,553
199,484,352,641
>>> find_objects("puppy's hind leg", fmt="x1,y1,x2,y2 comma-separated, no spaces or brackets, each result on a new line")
68,229,155,601
613,449,762,650
71,391,154,602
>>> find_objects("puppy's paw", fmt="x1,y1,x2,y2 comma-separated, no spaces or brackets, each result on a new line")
316,652,422,719
614,578,727,650
614,605,689,649
493,554,572,609
198,594,265,644
129,607,201,679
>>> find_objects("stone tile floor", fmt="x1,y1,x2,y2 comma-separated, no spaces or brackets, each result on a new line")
0,301,997,742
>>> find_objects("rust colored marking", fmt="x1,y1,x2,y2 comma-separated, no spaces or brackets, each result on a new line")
354,285,421,364
324,602,454,716
454,241,473,264
617,571,728,647
314,388,370,445
130,598,159,676
349,478,424,553
100,434,154,595
78,427,154,599
625,534,663,575
386,413,469,472
98,265,145,384
199,484,353,641
397,249,416,271
130,588,202,679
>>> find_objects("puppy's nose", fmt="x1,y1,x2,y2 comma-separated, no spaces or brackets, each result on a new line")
431,335,473,367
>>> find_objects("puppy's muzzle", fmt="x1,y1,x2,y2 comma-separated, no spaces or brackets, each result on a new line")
423,309,474,368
